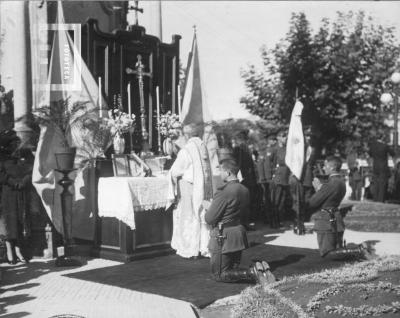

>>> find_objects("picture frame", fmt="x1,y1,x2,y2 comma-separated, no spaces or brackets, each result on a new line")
144,155,169,176
128,153,147,177
111,154,130,177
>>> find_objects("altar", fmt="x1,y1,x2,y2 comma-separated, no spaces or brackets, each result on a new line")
94,174,175,262
77,13,181,262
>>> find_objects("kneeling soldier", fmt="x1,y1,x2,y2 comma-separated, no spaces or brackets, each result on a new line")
308,156,373,259
204,159,275,283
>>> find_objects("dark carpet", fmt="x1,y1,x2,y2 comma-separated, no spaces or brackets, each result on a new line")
65,236,344,308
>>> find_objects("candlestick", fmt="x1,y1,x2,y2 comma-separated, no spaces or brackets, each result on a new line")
98,77,102,117
127,82,132,117
156,86,160,122
156,86,162,153
177,84,182,119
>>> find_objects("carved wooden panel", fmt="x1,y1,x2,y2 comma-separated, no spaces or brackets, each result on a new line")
81,20,181,154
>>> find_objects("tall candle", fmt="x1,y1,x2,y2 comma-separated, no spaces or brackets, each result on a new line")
98,77,102,117
127,82,132,117
177,84,181,118
156,86,160,123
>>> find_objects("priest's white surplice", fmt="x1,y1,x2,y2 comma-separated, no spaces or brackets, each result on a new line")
168,137,213,258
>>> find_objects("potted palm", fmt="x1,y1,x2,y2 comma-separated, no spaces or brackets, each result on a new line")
32,98,90,170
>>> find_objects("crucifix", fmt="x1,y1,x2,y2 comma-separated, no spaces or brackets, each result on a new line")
128,0,144,26
126,54,152,140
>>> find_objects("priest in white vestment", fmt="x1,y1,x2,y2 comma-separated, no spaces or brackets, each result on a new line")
169,124,213,258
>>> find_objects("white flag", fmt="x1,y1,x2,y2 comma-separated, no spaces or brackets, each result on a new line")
285,100,305,180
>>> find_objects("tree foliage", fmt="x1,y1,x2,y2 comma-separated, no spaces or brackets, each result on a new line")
241,11,400,154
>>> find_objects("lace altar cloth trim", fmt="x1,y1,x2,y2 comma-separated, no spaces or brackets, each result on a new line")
98,176,173,230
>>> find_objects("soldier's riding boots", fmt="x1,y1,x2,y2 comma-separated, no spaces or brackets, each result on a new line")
325,243,375,260
217,261,276,284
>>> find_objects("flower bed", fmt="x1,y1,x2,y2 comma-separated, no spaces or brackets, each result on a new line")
231,256,400,318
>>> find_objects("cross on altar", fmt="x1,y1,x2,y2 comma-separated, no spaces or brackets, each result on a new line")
126,54,152,138
126,55,152,80
128,1,143,26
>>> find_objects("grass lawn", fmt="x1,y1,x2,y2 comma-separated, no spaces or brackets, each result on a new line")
231,256,400,318
344,200,400,233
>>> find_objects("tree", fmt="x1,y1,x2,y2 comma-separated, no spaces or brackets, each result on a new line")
241,11,400,154
241,13,318,132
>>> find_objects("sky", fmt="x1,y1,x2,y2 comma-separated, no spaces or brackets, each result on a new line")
129,1,400,121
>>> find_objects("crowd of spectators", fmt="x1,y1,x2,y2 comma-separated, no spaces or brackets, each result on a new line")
207,125,400,230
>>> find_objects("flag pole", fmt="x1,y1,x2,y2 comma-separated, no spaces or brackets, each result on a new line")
295,87,304,235
296,179,305,235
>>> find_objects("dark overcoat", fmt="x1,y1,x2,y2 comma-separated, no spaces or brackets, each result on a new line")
0,157,32,239
368,140,394,177
233,144,257,187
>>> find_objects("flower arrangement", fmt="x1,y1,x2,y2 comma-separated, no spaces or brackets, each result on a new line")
102,109,136,137
158,111,182,138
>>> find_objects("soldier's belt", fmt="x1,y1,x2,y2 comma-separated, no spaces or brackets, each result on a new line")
321,208,339,228
219,220,241,228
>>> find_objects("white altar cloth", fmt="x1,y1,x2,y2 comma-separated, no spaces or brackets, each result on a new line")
98,176,174,230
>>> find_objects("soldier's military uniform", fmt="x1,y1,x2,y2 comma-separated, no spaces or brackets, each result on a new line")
308,173,372,259
308,173,346,256
205,180,255,282
256,145,276,224
271,145,292,226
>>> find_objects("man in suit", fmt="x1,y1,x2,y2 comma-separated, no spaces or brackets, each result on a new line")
368,129,395,202
308,156,373,259
232,130,258,225
204,159,275,283
271,130,292,227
